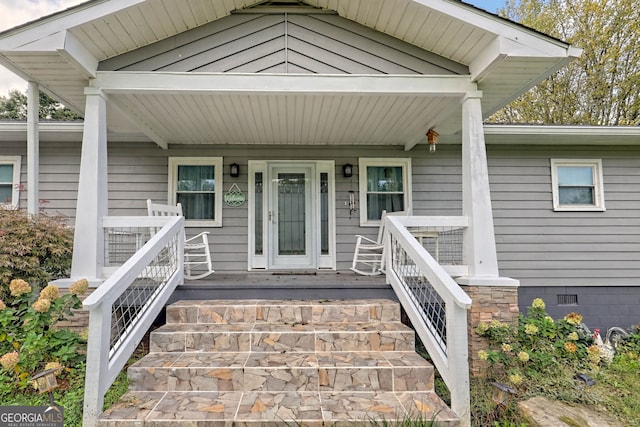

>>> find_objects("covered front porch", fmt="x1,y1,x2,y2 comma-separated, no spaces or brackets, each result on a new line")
70,71,505,284
81,210,478,426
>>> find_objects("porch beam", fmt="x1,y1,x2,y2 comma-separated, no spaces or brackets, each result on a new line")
106,95,169,149
94,72,478,96
70,87,108,282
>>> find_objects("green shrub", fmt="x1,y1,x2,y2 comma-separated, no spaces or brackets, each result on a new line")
475,298,602,394
0,209,73,289
0,278,88,390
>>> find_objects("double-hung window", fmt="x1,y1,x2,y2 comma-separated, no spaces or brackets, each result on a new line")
551,159,605,211
168,157,223,226
358,158,411,225
0,156,21,208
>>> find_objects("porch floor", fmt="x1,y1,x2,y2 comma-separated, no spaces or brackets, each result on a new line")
170,271,394,302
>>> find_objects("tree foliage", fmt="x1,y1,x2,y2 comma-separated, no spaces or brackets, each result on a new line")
0,89,82,120
490,0,640,126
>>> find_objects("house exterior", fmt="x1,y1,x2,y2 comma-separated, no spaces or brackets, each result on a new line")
0,0,637,331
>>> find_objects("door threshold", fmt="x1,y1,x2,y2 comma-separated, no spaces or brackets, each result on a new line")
270,270,318,275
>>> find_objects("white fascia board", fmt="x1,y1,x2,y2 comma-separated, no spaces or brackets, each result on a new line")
59,31,98,78
0,0,147,51
9,30,97,79
0,121,85,142
94,72,478,96
470,37,582,83
484,124,640,138
413,0,572,53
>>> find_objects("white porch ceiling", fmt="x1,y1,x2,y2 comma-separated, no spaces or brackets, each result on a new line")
98,72,475,148
0,0,580,148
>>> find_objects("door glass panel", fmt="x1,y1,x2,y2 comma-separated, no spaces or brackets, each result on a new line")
255,172,263,255
278,173,306,255
320,172,329,255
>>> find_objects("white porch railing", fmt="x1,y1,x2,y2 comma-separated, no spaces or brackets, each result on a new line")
82,216,184,427
385,215,472,427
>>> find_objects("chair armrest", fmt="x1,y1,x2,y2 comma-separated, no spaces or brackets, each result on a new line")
186,231,210,243
354,235,379,245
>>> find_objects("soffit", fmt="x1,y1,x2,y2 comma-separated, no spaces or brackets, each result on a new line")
0,0,577,146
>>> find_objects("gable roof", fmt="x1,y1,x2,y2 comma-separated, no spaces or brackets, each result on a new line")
0,0,580,146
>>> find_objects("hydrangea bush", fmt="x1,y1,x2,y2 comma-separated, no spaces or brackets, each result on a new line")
0,278,88,390
0,209,73,289
476,298,602,390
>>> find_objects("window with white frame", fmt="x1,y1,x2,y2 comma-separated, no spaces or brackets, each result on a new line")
169,157,223,226
551,159,605,211
359,158,411,225
0,156,21,208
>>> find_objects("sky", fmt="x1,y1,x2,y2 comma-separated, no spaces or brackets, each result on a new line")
0,0,506,98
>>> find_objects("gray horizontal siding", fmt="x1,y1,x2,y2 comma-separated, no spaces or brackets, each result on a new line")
2,140,463,273
100,12,465,75
488,145,640,287
10,138,640,287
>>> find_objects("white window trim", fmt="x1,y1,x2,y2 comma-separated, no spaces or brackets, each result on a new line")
358,158,412,226
0,156,21,208
168,157,223,227
551,159,605,212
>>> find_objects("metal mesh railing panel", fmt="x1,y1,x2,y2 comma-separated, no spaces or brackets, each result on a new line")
108,231,179,357
104,227,154,267
409,226,463,265
391,236,448,355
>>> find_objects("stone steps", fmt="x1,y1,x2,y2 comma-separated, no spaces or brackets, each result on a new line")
99,299,460,426
127,351,434,392
149,322,416,353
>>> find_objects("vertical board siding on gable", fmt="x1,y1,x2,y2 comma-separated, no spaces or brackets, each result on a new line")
488,145,640,287
99,13,463,75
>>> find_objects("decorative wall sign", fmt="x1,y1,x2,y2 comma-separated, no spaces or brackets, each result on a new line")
224,183,246,207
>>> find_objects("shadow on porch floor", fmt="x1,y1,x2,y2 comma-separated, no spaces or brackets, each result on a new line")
170,271,393,302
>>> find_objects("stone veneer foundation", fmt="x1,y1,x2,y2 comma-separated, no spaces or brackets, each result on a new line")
54,287,95,334
460,285,519,377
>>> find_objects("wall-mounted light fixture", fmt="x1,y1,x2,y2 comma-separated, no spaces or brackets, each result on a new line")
229,163,240,177
343,163,353,178
426,129,439,153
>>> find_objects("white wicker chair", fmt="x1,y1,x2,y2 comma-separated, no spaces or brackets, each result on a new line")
147,199,214,280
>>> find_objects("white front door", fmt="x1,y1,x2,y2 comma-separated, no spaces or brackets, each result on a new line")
248,160,335,271
269,164,315,268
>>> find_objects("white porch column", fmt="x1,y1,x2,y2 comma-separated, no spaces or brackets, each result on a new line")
70,88,108,282
27,81,39,215
458,92,517,287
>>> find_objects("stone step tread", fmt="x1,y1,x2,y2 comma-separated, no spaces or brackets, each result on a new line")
166,298,401,325
128,351,434,393
153,320,413,333
150,321,416,353
130,351,433,369
98,390,459,426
